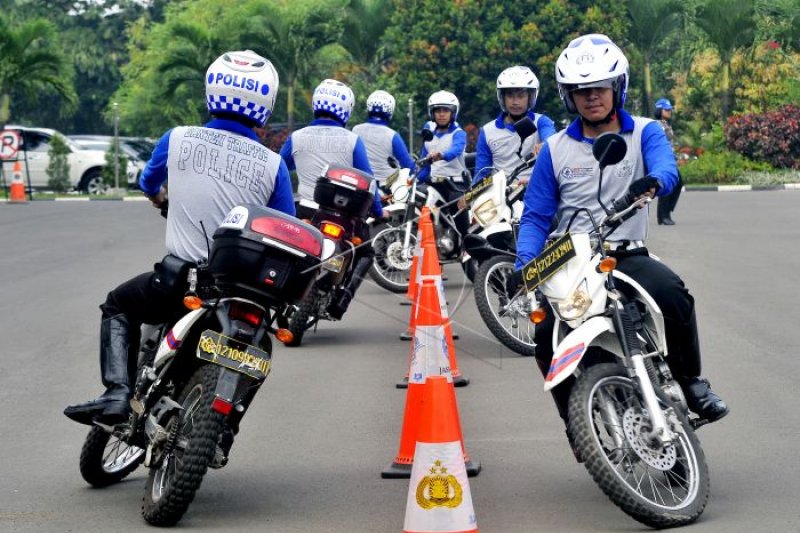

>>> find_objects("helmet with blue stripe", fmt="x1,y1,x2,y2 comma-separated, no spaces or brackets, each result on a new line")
366,90,396,120
205,50,279,127
312,79,355,124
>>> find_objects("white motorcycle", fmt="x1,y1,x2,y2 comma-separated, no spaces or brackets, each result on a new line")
521,132,710,528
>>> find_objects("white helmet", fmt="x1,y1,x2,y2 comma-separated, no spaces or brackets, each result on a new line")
205,50,279,127
555,33,629,114
427,90,459,122
496,66,539,113
366,90,396,119
312,79,355,124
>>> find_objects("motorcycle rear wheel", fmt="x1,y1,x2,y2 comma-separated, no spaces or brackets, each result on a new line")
568,363,710,529
369,225,416,293
79,426,145,487
473,255,536,356
285,287,319,347
141,364,225,526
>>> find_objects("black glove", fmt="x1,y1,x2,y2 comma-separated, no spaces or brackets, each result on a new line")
506,269,524,295
627,176,661,200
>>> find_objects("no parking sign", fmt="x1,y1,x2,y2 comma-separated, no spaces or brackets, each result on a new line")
1,130,21,161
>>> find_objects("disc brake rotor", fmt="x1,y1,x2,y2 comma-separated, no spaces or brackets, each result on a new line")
622,408,677,470
384,240,413,270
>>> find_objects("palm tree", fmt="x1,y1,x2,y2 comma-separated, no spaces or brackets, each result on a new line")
340,0,393,83
626,0,686,114
0,16,76,124
694,0,757,119
242,1,346,131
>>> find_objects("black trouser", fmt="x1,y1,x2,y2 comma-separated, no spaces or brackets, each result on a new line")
430,179,470,238
533,250,703,422
657,172,683,221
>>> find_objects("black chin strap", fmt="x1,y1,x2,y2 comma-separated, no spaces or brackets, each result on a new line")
581,109,617,128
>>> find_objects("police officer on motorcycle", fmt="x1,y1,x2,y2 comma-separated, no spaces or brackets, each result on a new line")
64,50,296,426
473,65,557,184
352,90,415,190
516,34,729,428
279,79,383,319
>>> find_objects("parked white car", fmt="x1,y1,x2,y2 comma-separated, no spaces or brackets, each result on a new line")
1,126,138,194
69,135,155,188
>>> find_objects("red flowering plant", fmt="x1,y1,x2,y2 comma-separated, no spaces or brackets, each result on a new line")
725,105,800,169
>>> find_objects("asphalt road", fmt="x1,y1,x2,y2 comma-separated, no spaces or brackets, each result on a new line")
0,191,798,532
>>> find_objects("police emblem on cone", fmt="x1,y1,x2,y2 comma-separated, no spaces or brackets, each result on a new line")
403,376,478,533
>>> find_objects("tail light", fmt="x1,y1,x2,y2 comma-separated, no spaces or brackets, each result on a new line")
320,221,345,239
212,397,234,415
229,301,264,327
250,217,322,256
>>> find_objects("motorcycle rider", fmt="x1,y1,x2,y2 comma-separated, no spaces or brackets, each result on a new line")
64,50,295,429
473,65,557,185
352,90,414,190
279,79,383,320
515,34,729,437
417,90,470,237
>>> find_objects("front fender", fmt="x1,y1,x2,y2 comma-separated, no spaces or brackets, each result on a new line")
544,316,614,391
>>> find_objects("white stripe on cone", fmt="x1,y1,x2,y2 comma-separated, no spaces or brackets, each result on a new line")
403,441,478,533
409,325,452,385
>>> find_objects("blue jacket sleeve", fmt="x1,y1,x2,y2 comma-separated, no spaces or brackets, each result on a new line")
442,129,466,161
416,144,431,183
535,114,557,142
353,138,373,175
516,143,560,270
472,128,493,184
641,121,678,196
266,159,296,216
391,133,415,170
371,189,384,218
139,129,172,196
279,136,295,171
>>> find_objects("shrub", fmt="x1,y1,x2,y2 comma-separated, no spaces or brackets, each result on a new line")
46,134,71,192
725,104,800,168
680,149,772,185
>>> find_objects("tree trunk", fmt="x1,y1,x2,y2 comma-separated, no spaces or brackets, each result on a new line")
287,82,295,132
643,61,652,117
0,93,10,125
720,61,731,120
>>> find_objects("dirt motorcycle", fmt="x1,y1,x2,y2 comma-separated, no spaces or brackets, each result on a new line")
370,151,477,293
285,166,378,346
77,204,325,526
463,153,537,356
521,133,710,528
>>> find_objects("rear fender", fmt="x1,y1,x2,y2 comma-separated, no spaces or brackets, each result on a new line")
544,316,616,391
153,308,208,369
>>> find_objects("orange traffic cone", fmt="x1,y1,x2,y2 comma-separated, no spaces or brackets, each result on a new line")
384,279,480,478
402,376,479,533
400,208,434,341
8,161,27,203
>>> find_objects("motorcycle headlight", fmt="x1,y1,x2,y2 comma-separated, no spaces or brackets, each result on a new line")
473,199,499,226
554,279,592,321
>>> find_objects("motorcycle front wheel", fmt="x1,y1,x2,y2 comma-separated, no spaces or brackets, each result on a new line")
79,426,145,487
473,255,536,356
141,364,225,526
369,225,417,293
568,363,710,529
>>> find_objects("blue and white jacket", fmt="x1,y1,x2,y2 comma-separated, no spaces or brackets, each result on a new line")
416,121,467,183
352,117,414,184
516,110,678,269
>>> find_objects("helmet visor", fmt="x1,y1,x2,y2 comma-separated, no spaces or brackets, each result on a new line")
568,78,616,92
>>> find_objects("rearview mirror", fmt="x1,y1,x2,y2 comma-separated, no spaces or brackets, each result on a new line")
420,127,434,142
512,116,538,143
592,132,627,170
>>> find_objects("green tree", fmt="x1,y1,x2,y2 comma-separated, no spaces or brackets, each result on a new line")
0,15,76,125
46,133,71,192
239,0,347,130
694,0,757,119
625,0,686,114
101,138,129,190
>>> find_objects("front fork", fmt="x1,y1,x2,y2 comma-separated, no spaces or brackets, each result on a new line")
609,298,677,447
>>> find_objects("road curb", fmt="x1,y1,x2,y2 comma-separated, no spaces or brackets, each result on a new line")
686,183,800,192
49,196,149,201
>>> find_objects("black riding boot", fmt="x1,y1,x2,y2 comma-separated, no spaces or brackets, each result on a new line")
64,315,132,425
327,256,373,320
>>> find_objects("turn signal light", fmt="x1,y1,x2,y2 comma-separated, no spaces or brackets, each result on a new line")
351,236,363,246
183,295,203,310
275,328,294,344
530,307,547,324
598,257,618,273
320,222,344,239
